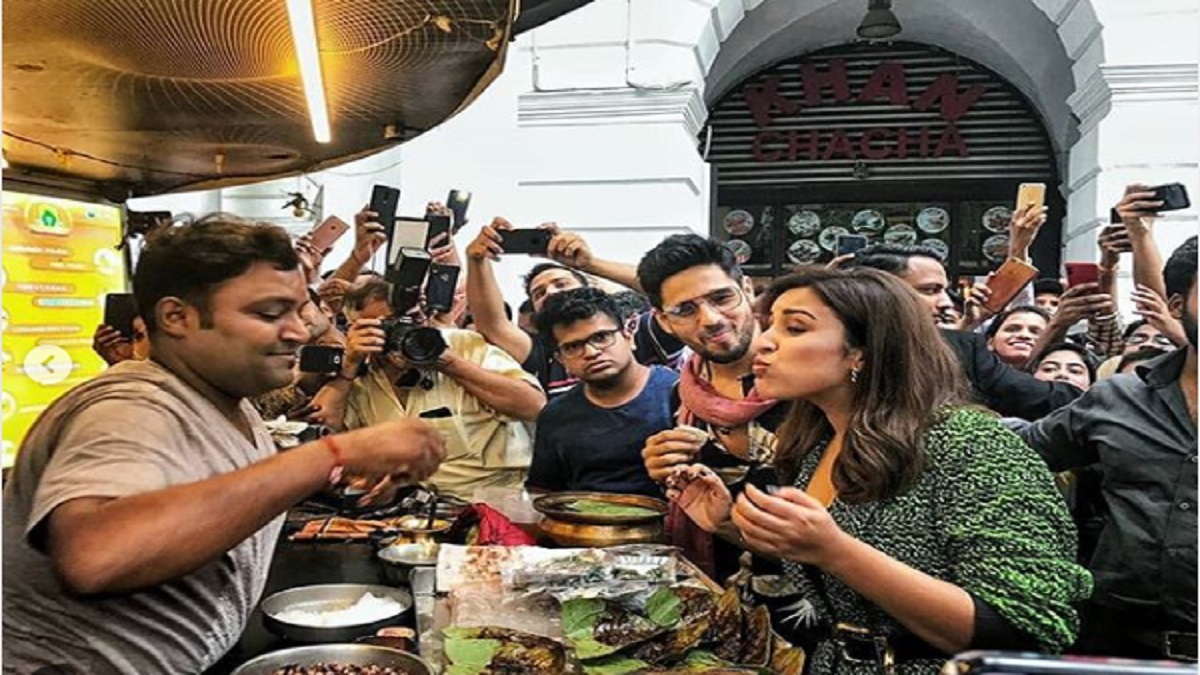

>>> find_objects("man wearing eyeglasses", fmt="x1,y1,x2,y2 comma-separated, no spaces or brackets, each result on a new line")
525,288,675,498
630,235,784,577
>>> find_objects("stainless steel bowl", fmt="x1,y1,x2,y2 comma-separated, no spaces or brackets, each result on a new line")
230,644,433,675
260,584,413,643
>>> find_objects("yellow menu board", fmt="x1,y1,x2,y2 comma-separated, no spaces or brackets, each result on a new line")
2,192,126,467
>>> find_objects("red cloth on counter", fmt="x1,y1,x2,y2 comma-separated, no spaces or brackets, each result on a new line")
454,503,536,546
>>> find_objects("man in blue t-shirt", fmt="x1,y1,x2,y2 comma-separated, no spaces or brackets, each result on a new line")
526,288,676,497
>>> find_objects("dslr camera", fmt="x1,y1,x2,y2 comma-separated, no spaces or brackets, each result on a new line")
382,247,448,366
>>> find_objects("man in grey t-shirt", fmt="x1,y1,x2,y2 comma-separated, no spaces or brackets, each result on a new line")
2,217,446,675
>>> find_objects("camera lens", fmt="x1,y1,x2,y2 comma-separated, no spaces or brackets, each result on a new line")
400,327,448,365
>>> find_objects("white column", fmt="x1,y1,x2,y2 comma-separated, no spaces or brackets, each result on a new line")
1063,0,1198,312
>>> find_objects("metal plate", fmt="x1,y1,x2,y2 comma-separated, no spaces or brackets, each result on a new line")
916,207,950,233
260,584,413,644
230,644,433,675
531,491,668,525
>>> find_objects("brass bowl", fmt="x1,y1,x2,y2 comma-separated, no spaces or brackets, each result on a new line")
532,492,668,548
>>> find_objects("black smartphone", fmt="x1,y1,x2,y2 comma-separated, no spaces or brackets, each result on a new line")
836,234,870,257
425,214,452,250
419,406,453,419
500,229,552,256
447,189,471,233
425,263,460,314
369,185,401,231
103,293,139,339
298,345,345,374
1149,183,1190,212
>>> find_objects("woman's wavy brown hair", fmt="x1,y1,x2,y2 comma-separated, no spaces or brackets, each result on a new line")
764,266,970,503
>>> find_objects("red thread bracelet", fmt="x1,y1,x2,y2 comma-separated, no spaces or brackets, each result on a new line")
321,435,345,488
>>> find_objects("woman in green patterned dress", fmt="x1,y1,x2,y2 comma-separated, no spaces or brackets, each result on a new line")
668,267,1092,674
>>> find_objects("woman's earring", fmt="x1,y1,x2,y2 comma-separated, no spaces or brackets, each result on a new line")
849,368,860,384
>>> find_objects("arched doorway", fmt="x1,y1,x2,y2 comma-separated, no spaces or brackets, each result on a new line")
704,41,1062,283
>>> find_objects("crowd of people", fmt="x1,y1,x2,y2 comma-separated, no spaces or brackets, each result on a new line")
2,183,1195,674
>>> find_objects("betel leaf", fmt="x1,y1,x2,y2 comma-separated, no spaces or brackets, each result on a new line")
581,654,652,675
681,649,730,667
646,588,683,627
565,500,660,518
562,597,606,639
442,634,501,675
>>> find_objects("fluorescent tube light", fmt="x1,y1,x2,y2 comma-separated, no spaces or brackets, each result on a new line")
286,0,332,143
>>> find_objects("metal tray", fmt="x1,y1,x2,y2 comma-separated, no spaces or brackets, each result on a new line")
260,584,413,643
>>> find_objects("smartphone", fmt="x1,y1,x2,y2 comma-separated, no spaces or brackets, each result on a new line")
1016,182,1047,212
368,185,401,229
298,345,345,374
500,229,552,256
1149,182,1190,212
836,234,870,257
1066,262,1101,288
447,189,471,233
425,263,460,314
388,217,430,266
307,216,350,251
983,258,1039,314
418,406,453,419
103,293,139,339
425,214,452,250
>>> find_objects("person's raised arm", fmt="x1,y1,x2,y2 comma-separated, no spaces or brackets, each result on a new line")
1026,283,1113,365
544,227,643,293
331,207,389,283
465,217,534,362
1116,185,1168,299
45,418,444,595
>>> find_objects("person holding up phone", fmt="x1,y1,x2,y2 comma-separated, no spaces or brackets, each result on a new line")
669,267,1090,672
465,218,686,399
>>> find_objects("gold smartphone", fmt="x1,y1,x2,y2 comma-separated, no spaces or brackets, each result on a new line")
1016,183,1046,212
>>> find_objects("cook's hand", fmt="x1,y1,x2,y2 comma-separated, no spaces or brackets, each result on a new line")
345,318,386,371
353,474,402,507
1008,203,1048,259
642,429,705,483
1115,185,1163,236
466,217,512,262
92,325,134,366
337,419,446,484
1132,284,1188,347
731,485,851,567
664,464,731,533
353,206,389,262
546,229,593,270
1053,283,1114,325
